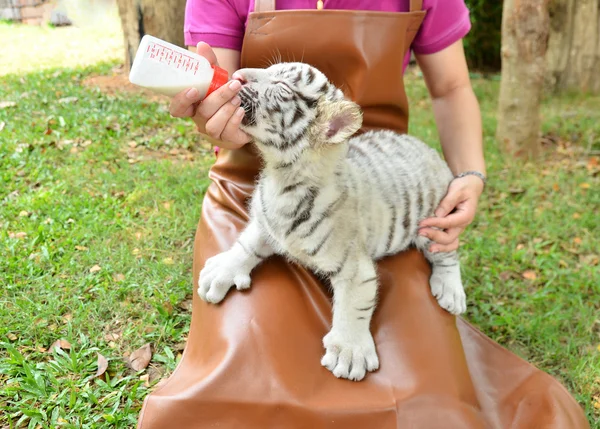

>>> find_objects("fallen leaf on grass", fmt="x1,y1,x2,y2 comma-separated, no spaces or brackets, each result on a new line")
522,270,537,281
508,188,525,195
58,97,78,104
162,257,175,265
8,231,27,239
177,299,193,312
572,213,581,219
597,344,600,352
89,265,101,273
7,333,17,341
573,237,583,245
516,243,525,251
552,183,560,192
104,332,120,341
128,343,152,371
580,183,591,189
95,353,109,378
18,210,30,217
113,273,125,282
62,314,72,323
48,339,72,353
140,373,150,387
0,101,16,109
75,245,88,251
0,121,5,131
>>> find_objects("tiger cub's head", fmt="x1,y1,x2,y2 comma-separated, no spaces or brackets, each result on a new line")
233,63,362,162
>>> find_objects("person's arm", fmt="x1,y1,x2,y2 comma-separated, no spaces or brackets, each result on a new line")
169,43,250,149
416,40,486,253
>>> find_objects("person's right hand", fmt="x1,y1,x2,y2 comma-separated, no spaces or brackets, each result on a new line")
169,42,251,150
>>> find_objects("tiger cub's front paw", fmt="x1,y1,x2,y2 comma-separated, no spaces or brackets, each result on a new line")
198,251,252,304
320,328,379,381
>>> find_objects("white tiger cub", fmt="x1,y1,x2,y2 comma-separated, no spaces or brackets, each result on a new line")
199,62,466,381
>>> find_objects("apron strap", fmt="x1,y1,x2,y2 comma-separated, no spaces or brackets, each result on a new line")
254,0,275,12
255,0,422,13
409,0,423,12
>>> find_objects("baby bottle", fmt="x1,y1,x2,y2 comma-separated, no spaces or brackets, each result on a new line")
129,35,229,98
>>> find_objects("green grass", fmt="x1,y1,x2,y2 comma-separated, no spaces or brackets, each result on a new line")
1,22,599,428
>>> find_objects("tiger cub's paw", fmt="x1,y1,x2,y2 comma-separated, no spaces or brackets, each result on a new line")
198,251,252,304
430,269,466,315
320,328,379,381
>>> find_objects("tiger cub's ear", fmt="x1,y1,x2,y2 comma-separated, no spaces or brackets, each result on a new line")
315,99,363,145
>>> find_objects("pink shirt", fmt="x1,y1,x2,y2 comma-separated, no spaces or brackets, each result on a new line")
184,0,471,71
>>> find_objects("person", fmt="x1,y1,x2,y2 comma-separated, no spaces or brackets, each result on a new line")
137,1,590,428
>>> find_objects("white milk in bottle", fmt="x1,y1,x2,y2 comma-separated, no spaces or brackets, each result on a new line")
129,35,229,98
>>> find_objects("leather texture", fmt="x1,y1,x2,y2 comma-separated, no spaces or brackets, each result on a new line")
137,3,590,428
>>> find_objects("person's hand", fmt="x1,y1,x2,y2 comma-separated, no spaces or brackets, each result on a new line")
169,42,251,150
418,175,484,253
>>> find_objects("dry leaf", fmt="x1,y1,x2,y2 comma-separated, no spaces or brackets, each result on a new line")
128,141,137,148
18,210,30,217
132,248,141,255
522,270,537,281
8,231,27,239
75,245,88,251
579,183,591,189
573,237,583,245
162,257,175,265
516,243,525,251
597,344,600,352
135,232,143,240
508,188,525,195
162,201,172,210
104,332,120,341
58,97,78,104
7,333,17,341
140,373,150,387
552,183,560,192
113,273,125,282
48,339,72,353
62,314,72,323
128,343,152,371
572,213,581,219
0,121,5,132
0,101,16,109
177,299,193,312
89,265,101,273
95,353,108,378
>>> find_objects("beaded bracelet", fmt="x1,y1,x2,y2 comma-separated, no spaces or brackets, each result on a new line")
455,170,487,188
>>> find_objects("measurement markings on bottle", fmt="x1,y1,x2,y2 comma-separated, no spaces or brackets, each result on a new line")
146,42,201,75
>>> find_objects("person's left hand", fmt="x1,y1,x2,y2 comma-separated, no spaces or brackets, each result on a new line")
418,175,484,253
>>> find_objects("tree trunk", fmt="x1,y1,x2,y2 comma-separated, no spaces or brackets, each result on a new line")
496,0,550,159
545,0,600,94
115,0,187,72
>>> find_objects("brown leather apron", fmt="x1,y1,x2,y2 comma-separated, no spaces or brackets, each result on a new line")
137,1,590,427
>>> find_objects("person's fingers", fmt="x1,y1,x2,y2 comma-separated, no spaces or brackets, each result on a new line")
196,80,242,120
419,208,473,229
434,187,463,218
219,107,251,146
419,226,463,246
204,99,242,140
196,42,219,66
429,239,460,253
169,87,203,118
